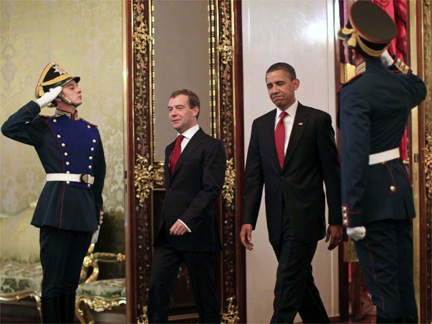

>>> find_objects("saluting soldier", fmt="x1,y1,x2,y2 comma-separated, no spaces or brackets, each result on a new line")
1,62,106,323
338,2,426,323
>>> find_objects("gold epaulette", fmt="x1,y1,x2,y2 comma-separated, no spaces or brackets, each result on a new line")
394,58,411,74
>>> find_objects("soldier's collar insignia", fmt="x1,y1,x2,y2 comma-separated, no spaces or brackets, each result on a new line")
355,62,366,75
55,109,79,120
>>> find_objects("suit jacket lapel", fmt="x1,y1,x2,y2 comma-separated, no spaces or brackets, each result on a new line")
263,110,281,170
283,103,308,168
170,128,205,179
165,140,176,186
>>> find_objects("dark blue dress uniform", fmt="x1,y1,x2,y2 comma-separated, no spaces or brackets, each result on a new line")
1,100,106,312
339,58,426,320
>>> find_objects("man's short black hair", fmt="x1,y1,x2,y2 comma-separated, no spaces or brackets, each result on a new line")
266,62,297,80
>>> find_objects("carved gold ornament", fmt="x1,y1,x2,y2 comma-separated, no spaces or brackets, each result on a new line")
134,155,164,206
221,297,239,324
222,158,236,207
138,306,149,324
133,4,153,56
217,1,233,65
426,132,432,199
76,296,126,313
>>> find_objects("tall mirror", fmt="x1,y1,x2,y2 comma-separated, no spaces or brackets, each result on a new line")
154,0,212,161
124,0,245,322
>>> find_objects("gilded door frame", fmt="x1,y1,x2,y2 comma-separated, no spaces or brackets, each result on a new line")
123,1,246,322
410,0,432,322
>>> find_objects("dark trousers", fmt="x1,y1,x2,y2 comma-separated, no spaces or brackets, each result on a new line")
271,219,329,324
354,219,417,319
39,226,92,297
147,239,220,323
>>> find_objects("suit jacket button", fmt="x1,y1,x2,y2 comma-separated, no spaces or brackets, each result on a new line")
390,186,396,192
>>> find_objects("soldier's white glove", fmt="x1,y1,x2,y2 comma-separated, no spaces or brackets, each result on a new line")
380,50,394,67
35,86,63,108
347,226,366,241
91,226,100,244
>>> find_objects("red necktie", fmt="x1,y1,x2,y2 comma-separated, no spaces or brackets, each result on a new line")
275,112,288,168
170,135,184,176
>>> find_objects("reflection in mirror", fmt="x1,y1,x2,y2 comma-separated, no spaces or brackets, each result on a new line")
154,0,212,162
126,0,245,321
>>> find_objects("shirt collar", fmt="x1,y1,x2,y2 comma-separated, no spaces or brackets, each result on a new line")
276,100,298,119
178,124,199,140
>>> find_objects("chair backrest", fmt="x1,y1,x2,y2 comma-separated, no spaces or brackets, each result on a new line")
0,202,39,264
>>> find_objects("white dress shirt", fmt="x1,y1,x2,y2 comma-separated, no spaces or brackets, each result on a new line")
178,124,199,153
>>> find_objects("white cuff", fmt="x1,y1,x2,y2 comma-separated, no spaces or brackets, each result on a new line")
178,219,191,233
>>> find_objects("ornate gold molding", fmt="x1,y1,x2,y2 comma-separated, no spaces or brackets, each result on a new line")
138,306,149,324
134,156,164,207
76,296,126,323
76,296,126,313
216,1,233,65
222,158,236,207
221,297,239,324
423,1,432,321
131,1,154,317
133,20,153,55
426,133,432,199
217,1,238,314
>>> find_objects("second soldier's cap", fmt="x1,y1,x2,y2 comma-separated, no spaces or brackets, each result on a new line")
35,62,80,106
338,1,397,57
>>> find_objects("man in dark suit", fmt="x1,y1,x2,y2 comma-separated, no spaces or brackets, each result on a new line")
2,62,105,323
240,62,343,323
338,2,427,323
147,89,226,323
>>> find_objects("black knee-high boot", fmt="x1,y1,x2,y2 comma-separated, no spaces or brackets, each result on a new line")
61,292,77,323
64,292,77,323
403,316,418,323
41,296,62,323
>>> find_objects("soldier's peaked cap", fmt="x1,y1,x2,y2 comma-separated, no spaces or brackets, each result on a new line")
35,62,80,100
338,1,397,57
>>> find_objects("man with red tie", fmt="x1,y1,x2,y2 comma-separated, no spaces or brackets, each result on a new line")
147,89,226,323
240,63,343,323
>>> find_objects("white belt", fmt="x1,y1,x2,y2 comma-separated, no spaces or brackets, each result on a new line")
369,148,400,165
46,173,94,184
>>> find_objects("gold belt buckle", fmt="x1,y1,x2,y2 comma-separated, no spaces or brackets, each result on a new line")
80,174,89,184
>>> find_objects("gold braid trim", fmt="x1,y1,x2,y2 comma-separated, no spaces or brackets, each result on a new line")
355,32,386,57
348,31,386,57
341,24,386,58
